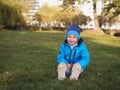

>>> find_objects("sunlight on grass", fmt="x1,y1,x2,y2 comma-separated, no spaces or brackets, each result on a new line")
90,37,120,47
81,32,120,47
19,31,27,35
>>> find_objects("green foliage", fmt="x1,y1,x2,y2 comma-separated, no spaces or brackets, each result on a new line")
36,4,90,28
37,5,60,23
73,14,91,25
63,0,75,6
101,0,120,24
58,7,76,26
104,0,120,16
0,0,26,29
26,26,39,31
0,30,120,90
35,13,42,24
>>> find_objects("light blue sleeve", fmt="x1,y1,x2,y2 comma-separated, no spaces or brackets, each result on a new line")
57,43,68,64
78,42,90,69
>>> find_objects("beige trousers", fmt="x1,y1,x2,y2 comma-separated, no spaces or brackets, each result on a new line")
57,63,82,80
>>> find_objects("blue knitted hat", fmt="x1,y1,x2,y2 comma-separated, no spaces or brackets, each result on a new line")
66,24,81,39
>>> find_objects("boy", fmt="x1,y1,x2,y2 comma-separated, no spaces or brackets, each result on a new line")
57,24,90,80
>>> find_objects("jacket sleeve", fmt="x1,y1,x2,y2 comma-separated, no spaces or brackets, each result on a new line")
78,42,90,69
57,43,68,64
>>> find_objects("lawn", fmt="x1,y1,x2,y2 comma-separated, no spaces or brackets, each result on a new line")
0,30,120,90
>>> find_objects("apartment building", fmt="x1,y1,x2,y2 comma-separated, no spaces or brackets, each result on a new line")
22,0,63,25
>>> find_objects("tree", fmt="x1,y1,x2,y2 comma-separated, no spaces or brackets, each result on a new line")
61,0,92,28
37,5,60,24
63,0,76,5
58,6,80,27
0,0,26,29
103,0,120,16
101,0,120,26
63,0,105,34
92,0,105,34
36,2,92,30
35,13,42,30
94,0,120,33
73,14,91,25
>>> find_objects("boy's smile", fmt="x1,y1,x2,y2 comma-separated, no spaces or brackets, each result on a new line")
67,34,78,46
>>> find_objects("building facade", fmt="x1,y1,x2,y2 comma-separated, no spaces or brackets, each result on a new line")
25,0,63,25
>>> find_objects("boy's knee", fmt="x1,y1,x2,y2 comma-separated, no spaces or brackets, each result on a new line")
58,62,66,66
70,63,82,80
57,63,66,71
72,63,82,72
57,63,66,80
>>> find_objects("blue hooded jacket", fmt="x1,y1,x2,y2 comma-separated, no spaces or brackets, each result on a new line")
57,39,90,70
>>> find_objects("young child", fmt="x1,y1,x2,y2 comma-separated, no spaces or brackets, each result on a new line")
57,24,90,80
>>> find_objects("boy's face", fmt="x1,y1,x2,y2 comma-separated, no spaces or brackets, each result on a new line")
67,34,78,46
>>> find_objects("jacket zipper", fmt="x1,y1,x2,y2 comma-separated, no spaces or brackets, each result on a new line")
68,47,76,63
68,49,72,63
73,49,76,59
65,43,77,63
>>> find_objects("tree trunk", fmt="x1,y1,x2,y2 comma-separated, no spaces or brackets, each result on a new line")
94,12,105,35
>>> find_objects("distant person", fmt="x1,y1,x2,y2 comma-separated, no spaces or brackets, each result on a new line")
57,24,90,80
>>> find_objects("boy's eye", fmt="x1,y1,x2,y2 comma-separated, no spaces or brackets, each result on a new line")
73,36,76,38
68,35,76,38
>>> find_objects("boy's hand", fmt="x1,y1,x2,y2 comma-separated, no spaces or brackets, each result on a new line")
67,64,72,69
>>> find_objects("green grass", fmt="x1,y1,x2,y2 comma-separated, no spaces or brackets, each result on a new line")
0,30,120,90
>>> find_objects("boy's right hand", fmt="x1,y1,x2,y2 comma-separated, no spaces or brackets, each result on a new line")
67,64,72,70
